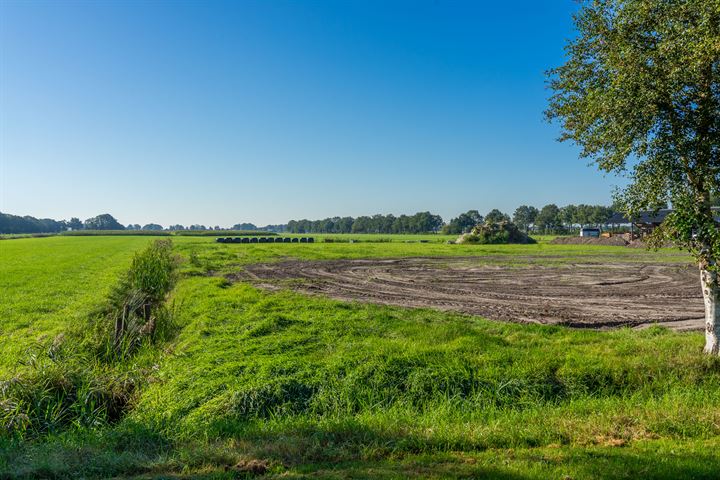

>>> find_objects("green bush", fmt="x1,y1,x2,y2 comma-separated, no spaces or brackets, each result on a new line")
457,221,536,244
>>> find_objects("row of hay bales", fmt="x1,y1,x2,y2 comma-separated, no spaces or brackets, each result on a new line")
216,237,314,244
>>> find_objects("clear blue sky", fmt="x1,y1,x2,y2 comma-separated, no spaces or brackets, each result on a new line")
0,0,625,227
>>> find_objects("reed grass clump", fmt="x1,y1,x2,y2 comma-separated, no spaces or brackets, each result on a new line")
93,239,179,360
0,240,179,439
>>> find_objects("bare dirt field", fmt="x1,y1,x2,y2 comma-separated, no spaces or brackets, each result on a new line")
239,257,705,331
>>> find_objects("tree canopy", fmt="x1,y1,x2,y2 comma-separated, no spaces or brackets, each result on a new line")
142,224,164,231
0,212,67,234
485,209,510,224
84,214,124,230
443,210,484,235
512,206,539,232
286,212,444,234
547,0,720,353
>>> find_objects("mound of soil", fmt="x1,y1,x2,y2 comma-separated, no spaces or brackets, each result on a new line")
237,257,704,331
456,221,535,245
551,236,630,246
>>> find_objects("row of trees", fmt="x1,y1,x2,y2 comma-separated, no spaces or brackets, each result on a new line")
0,212,71,234
0,212,284,234
285,212,444,234
109,219,284,232
518,204,616,234
20,200,704,236
443,204,617,235
1,206,619,235
126,223,211,231
0,213,197,233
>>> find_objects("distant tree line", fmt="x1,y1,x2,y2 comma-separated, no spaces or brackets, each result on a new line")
285,212,444,234
0,212,71,234
1,203,639,235
444,204,618,235
0,212,127,232
442,209,511,234
522,204,616,234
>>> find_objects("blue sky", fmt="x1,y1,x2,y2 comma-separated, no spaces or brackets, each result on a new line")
0,0,625,227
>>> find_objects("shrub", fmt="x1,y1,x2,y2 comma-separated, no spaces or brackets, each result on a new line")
456,221,536,244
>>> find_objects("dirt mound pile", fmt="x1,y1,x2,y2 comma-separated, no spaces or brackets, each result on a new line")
456,221,536,245
551,236,629,246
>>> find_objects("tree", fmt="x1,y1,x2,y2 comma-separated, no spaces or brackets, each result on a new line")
444,210,483,234
84,214,124,230
352,216,372,233
412,211,444,233
547,0,720,353
485,209,510,224
233,223,257,230
513,206,538,232
0,212,67,234
67,217,83,230
142,223,164,231
336,217,354,233
590,205,613,227
535,204,561,234
559,204,575,230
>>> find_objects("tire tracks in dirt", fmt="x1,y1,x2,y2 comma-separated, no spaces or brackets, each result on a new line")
234,257,704,331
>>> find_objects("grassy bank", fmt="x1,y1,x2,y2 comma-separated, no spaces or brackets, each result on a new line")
1,235,716,479
1,240,179,440
0,236,156,375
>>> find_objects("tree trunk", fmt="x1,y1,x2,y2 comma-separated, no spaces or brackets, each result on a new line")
701,266,720,354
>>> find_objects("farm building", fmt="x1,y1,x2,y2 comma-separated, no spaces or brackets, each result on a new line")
607,208,720,238
579,227,601,237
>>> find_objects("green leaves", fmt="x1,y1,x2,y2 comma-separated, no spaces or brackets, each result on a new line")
547,0,720,265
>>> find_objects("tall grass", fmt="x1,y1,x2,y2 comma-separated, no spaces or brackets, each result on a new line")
93,239,178,360
0,240,179,439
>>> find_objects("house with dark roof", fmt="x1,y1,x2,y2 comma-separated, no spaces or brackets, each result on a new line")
607,208,720,237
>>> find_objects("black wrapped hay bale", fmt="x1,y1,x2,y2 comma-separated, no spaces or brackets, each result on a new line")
241,237,250,243
250,237,259,243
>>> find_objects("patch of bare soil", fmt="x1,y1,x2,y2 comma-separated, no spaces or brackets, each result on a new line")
237,257,704,331
551,236,630,246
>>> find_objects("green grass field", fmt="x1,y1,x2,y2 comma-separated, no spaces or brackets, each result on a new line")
2,235,719,479
0,236,157,375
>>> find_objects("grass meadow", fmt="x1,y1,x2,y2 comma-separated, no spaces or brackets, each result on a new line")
0,236,156,375
2,235,719,479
